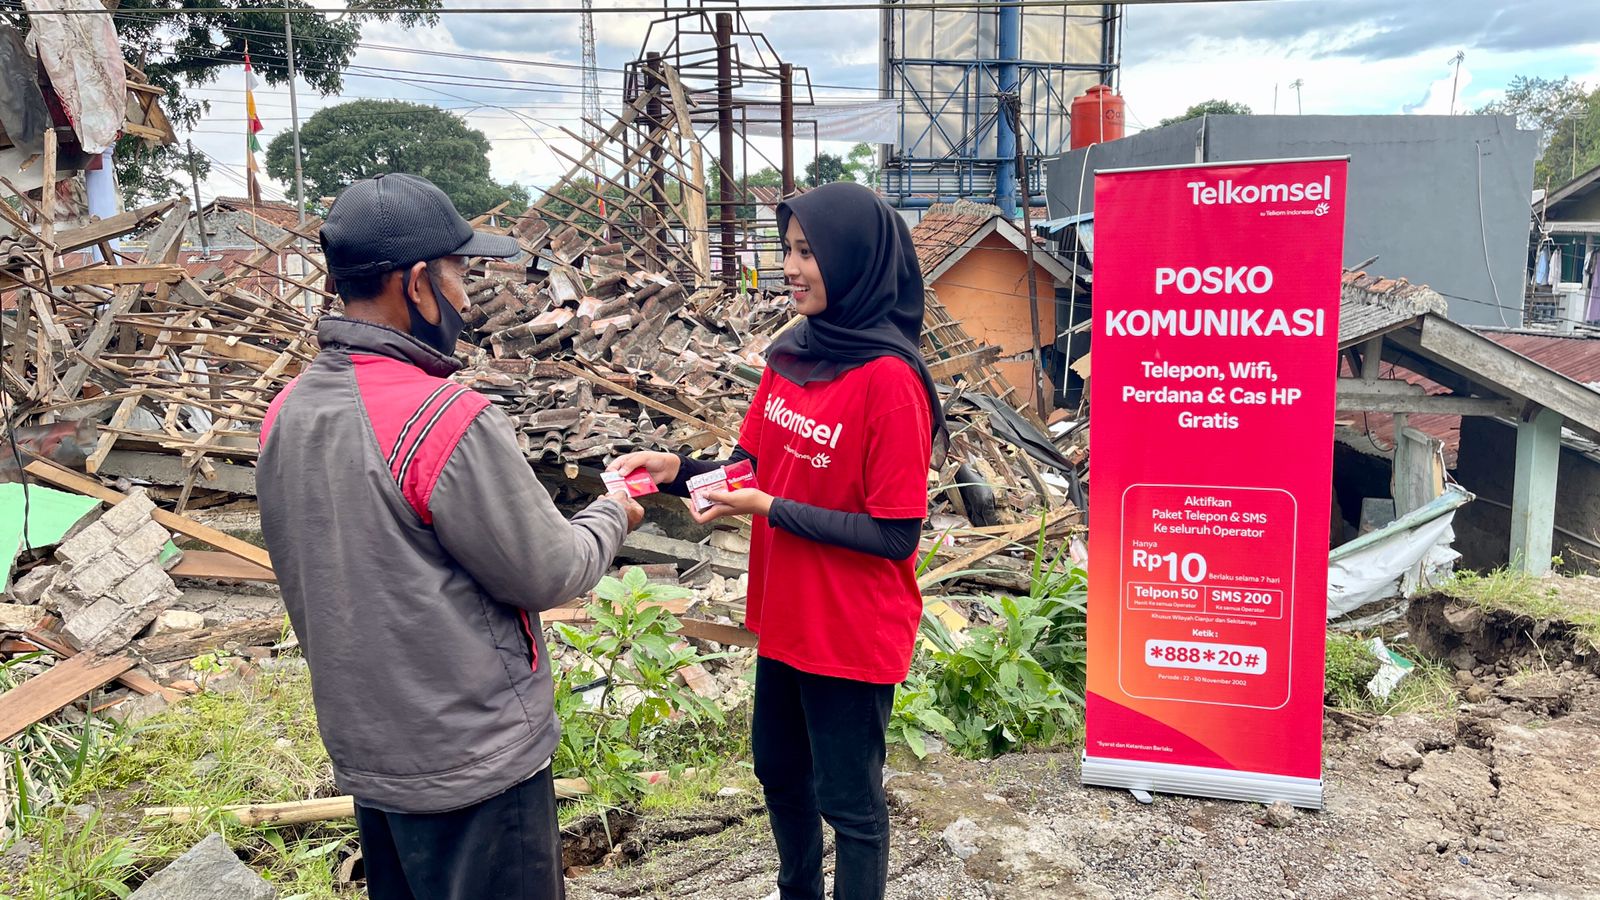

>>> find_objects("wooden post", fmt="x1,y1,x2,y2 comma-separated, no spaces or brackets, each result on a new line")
715,13,737,286
780,63,796,197
1510,406,1562,575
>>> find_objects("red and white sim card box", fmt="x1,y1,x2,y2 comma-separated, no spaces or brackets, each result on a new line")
686,459,757,512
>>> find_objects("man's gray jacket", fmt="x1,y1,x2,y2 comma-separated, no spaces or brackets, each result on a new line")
258,317,628,813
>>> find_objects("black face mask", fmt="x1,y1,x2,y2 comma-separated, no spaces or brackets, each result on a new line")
406,266,466,357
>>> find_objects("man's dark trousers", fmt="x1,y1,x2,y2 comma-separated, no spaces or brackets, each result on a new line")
355,765,565,899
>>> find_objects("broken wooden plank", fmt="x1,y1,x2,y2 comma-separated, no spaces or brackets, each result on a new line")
676,617,758,648
0,652,136,742
130,618,286,665
98,450,258,497
917,507,1076,590
167,551,277,583
23,461,273,572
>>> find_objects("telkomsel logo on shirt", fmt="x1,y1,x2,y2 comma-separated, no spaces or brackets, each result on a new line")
765,396,844,450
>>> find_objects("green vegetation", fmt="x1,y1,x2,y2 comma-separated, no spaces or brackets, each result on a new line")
890,522,1088,760
1322,632,1455,717
1160,99,1252,126
1479,76,1600,191
1445,567,1600,648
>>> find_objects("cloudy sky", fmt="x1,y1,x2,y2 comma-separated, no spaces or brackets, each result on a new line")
192,0,1600,205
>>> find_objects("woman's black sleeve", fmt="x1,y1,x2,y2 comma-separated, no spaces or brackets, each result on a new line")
661,445,757,498
768,499,922,561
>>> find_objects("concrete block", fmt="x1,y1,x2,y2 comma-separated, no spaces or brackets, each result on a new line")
62,597,126,648
67,552,136,600
10,566,58,605
54,521,117,568
115,521,174,568
97,490,157,537
115,562,173,607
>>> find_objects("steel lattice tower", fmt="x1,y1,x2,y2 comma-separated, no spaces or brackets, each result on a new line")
581,0,601,144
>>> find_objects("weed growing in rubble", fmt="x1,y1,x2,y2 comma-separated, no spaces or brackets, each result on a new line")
892,523,1088,760
1323,632,1455,717
551,567,730,804
0,663,358,900
0,654,120,841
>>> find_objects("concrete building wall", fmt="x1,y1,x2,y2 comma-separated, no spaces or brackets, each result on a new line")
933,232,1057,408
1045,115,1539,327
1451,416,1600,574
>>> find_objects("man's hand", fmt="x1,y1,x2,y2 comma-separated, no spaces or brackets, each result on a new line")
687,488,774,525
607,492,646,532
608,450,681,486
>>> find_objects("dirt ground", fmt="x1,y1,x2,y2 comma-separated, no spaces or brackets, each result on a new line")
567,595,1600,900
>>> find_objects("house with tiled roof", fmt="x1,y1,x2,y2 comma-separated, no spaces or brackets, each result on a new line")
908,201,1076,411
1332,270,1600,579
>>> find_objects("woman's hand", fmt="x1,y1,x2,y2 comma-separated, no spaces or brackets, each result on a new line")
688,488,774,524
608,450,681,485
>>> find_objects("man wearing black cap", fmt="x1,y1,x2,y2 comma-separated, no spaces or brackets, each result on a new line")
256,173,643,898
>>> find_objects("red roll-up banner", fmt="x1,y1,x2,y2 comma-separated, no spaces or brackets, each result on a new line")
1082,158,1348,808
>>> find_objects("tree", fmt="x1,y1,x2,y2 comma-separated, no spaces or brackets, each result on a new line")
1160,99,1252,127
1479,76,1600,190
266,100,528,217
95,0,442,202
844,143,879,188
805,153,849,187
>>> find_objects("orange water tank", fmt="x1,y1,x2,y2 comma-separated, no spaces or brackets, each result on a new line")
1071,85,1125,149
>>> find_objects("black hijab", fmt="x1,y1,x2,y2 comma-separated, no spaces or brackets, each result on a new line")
770,182,948,452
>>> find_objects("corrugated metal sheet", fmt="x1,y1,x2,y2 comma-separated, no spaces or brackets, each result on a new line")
1482,332,1600,386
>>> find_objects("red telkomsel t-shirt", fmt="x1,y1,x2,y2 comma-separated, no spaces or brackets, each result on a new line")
740,356,932,684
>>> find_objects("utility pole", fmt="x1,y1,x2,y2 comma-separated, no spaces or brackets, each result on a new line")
187,141,210,259
1448,51,1465,115
285,12,305,225
1273,83,1278,115
1290,79,1304,115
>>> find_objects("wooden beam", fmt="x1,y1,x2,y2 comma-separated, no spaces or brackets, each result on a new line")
50,263,185,288
130,618,285,665
97,450,257,496
0,652,136,743
22,460,274,572
1335,387,1524,417
168,551,277,583
1416,316,1600,437
52,200,178,254
675,617,758,648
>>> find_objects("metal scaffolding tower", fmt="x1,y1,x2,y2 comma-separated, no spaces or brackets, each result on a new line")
879,1,1121,216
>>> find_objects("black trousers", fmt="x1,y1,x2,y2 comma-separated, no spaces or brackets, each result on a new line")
753,656,896,900
355,765,565,900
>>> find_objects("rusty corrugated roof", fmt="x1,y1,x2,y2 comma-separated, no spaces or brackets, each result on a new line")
1481,331,1600,386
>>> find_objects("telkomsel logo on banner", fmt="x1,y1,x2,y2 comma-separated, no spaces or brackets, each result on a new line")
1187,176,1337,218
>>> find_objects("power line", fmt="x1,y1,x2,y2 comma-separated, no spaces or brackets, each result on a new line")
29,0,1278,16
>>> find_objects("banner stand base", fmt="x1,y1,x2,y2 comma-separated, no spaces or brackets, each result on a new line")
1081,754,1323,810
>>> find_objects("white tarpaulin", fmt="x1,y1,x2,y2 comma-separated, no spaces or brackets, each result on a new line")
1326,486,1474,623
24,0,125,154
690,99,900,144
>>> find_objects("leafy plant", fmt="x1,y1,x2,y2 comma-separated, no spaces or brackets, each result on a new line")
551,568,727,802
1,809,137,900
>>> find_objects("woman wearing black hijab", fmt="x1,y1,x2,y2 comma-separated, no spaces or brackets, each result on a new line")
611,181,945,900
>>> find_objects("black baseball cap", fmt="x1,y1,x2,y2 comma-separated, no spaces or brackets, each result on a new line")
319,173,521,279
